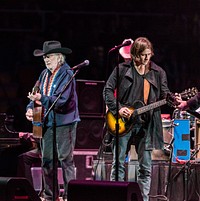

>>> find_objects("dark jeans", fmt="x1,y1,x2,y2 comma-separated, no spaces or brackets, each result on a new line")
41,123,77,200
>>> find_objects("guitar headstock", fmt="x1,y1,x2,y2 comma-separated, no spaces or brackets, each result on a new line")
180,87,198,100
166,92,179,108
32,80,40,94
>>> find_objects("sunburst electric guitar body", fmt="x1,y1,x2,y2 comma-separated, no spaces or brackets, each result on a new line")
106,87,198,137
106,99,167,137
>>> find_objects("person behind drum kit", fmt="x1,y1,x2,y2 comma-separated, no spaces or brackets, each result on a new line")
103,37,171,201
25,41,80,201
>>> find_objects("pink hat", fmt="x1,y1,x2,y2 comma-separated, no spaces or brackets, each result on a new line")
119,39,134,59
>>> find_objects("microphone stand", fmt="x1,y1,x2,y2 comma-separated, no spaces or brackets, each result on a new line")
164,125,175,198
108,44,130,181
115,52,120,181
43,68,80,201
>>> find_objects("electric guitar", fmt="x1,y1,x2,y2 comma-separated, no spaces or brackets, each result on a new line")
106,87,198,137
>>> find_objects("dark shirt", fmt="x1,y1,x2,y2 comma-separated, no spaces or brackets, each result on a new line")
123,66,147,106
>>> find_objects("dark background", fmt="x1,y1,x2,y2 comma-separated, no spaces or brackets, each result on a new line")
0,0,200,132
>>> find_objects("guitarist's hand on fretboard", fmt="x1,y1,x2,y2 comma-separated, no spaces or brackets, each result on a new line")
174,87,200,119
175,97,188,111
27,91,42,102
174,87,198,111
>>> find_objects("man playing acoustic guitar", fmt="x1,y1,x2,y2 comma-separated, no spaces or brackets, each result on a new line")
25,41,80,201
103,37,170,201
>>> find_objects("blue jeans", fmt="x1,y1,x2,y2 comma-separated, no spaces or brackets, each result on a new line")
110,133,131,181
41,123,77,200
110,129,152,201
136,137,151,201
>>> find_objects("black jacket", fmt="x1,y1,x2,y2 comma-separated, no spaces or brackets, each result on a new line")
103,60,170,150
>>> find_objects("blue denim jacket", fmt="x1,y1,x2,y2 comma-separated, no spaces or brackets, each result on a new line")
27,63,80,127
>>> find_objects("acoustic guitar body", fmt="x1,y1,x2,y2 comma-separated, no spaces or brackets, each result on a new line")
33,100,43,138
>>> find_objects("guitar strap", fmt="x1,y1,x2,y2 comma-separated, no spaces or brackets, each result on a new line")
143,78,150,104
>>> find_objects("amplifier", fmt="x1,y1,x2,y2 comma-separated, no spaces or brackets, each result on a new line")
172,119,190,163
74,149,98,180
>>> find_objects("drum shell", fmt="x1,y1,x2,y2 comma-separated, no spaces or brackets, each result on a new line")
162,120,173,146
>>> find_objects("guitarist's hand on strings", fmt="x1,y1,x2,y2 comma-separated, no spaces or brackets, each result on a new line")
119,107,131,119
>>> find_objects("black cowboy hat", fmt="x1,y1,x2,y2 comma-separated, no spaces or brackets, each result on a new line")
33,40,72,56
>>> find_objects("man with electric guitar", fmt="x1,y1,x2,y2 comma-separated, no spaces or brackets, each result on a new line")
25,41,80,201
103,37,171,201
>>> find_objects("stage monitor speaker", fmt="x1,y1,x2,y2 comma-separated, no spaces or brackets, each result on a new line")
76,79,105,116
76,116,105,149
0,177,40,201
68,180,143,201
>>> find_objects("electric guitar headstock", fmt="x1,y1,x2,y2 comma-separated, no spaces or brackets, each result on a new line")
179,87,200,119
166,87,198,108
180,87,198,100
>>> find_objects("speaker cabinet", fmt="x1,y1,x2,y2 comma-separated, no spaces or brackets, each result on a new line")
76,79,105,116
68,180,143,201
0,177,40,201
76,116,105,149
74,149,98,180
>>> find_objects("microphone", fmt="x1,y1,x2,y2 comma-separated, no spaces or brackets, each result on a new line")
109,40,132,52
71,60,90,70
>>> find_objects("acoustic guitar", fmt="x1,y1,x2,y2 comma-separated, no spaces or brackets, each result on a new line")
32,82,43,138
106,87,198,137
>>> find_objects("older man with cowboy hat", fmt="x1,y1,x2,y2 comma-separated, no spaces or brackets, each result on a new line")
26,40,80,201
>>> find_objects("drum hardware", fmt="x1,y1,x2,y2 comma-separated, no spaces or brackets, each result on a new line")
162,118,179,157
163,136,174,156
171,148,200,201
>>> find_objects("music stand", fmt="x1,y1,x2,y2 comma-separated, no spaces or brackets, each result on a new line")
114,52,120,181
